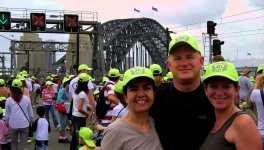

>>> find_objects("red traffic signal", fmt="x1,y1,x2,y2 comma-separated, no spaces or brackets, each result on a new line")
207,21,217,35
30,13,46,31
0,11,11,31
64,14,79,32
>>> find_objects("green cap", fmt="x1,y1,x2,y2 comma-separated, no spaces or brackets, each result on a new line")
108,68,120,78
0,107,5,114
68,75,75,79
78,127,96,148
31,76,35,79
166,72,173,79
168,34,200,56
91,78,95,82
18,76,25,81
257,64,264,73
249,76,254,81
0,79,4,85
122,66,154,87
203,62,239,83
111,81,123,93
262,70,264,77
45,81,53,86
46,76,51,80
10,75,14,78
62,77,70,84
51,74,55,77
149,64,162,75
78,64,93,71
12,79,22,88
78,73,90,82
102,77,109,83
0,97,6,101
93,90,100,95
21,70,27,77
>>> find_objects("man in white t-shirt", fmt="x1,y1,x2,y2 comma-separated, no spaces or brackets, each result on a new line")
69,64,96,110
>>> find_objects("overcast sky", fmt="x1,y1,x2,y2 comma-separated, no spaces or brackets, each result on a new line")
0,0,263,67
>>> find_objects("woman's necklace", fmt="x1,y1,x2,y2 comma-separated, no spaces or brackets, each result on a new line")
212,106,234,132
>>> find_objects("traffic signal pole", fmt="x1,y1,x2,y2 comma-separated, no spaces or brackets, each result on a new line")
209,34,212,64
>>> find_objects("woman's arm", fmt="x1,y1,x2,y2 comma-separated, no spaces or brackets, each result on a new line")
78,98,89,118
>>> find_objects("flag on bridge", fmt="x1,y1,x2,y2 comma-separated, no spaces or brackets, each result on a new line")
152,6,158,12
134,8,140,13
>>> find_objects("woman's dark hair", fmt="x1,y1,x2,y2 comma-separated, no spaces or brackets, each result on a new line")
21,80,28,88
108,76,119,81
11,87,23,102
63,80,71,88
35,79,39,84
115,92,127,107
53,78,58,83
203,78,239,88
75,80,89,94
123,77,156,95
36,106,46,116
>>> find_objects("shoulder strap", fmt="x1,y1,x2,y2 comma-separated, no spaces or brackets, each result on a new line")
16,101,30,124
117,107,126,117
260,89,264,107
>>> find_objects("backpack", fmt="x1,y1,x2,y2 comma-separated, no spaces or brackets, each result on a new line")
96,82,114,119
36,87,41,94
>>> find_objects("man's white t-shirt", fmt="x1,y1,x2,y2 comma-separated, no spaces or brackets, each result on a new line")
25,79,32,92
69,76,94,98
52,83,59,94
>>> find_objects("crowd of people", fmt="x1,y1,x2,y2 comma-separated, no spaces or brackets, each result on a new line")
0,33,263,150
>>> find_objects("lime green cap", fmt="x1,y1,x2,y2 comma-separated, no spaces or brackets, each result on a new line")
78,127,95,148
12,79,22,88
78,73,90,82
0,97,6,101
45,81,53,86
0,79,4,85
62,77,70,84
166,72,173,79
10,75,14,78
68,75,75,79
111,81,123,93
91,78,95,82
78,64,93,71
0,107,5,114
31,76,35,79
18,76,25,81
108,68,120,78
168,34,200,56
93,90,99,95
203,62,238,83
149,64,162,75
102,77,109,83
122,66,154,87
262,70,264,77
257,64,264,73
21,70,27,77
163,76,168,81
46,76,51,80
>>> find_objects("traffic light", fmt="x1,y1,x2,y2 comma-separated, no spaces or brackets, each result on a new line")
64,14,79,32
0,11,11,31
207,21,217,35
30,13,46,31
213,39,224,56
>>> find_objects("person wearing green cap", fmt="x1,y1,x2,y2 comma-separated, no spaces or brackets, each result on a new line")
78,127,96,150
0,78,11,99
250,65,264,148
57,77,72,143
70,73,93,150
149,34,215,150
200,61,262,150
0,107,10,149
5,79,34,150
101,66,163,150
149,64,163,84
21,71,33,107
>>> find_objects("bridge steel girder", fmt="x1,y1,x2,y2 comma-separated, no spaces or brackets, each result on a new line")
100,18,169,73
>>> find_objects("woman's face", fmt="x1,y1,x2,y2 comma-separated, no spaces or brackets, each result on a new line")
204,76,239,110
124,77,155,113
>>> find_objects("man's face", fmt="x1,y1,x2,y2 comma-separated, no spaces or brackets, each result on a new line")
166,44,204,84
80,70,88,74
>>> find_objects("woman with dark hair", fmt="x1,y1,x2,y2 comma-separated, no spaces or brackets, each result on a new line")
70,73,91,150
5,79,34,150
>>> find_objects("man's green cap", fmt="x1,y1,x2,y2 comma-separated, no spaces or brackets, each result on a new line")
12,79,22,88
10,75,14,78
68,75,75,79
111,81,123,93
0,97,6,101
203,62,238,83
91,78,95,82
0,79,5,85
78,127,96,148
122,66,154,87
46,76,51,80
149,64,162,75
0,107,5,114
18,76,25,81
78,64,93,71
93,90,100,95
45,81,53,86
78,73,90,82
102,77,109,83
168,34,200,56
21,70,27,77
108,68,120,78
62,77,70,84
257,64,264,73
166,72,173,79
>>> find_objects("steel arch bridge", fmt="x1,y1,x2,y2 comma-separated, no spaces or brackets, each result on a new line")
96,17,170,73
